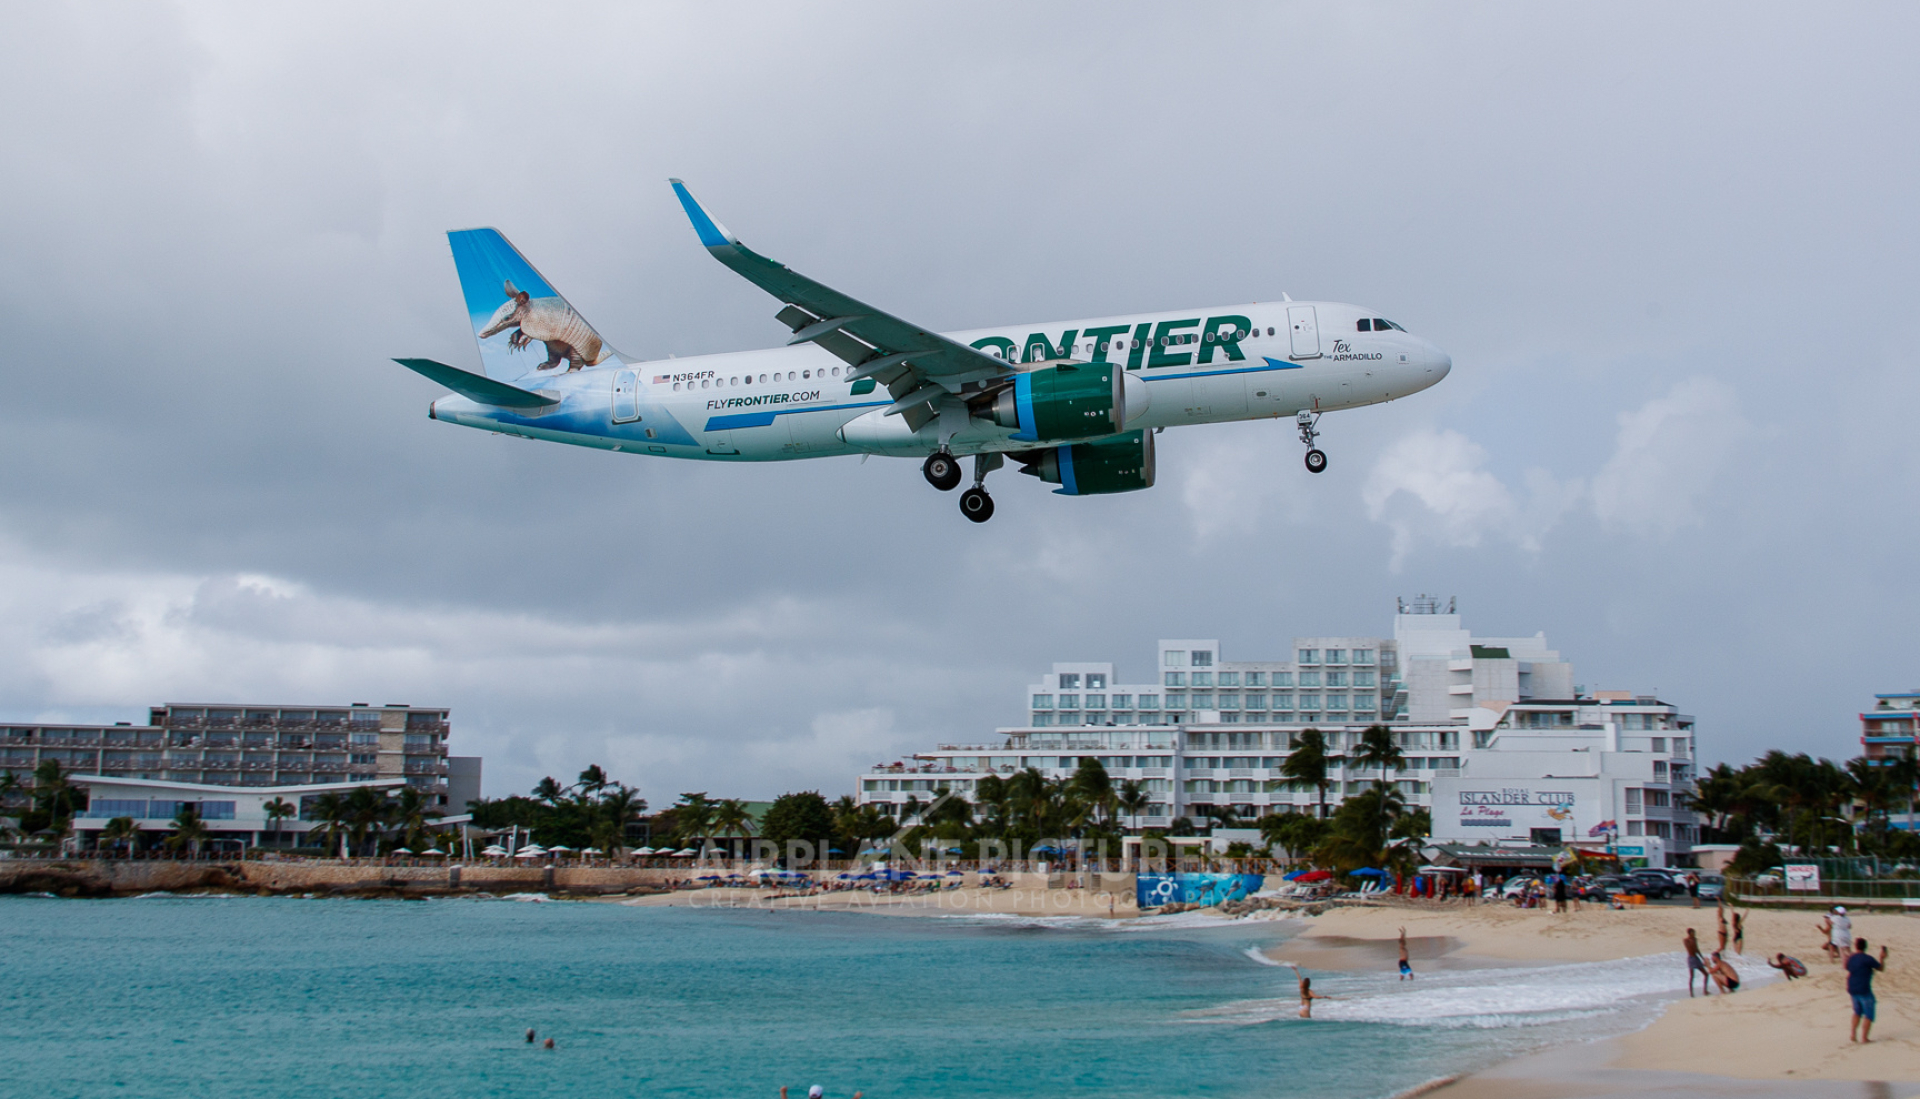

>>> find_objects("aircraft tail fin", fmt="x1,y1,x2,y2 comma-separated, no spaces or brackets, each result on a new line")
446,228,623,380
394,358,557,410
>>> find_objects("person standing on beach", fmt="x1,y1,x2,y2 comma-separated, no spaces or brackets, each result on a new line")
1732,910,1745,954
1687,871,1700,908
1831,907,1853,964
1818,912,1837,962
1685,928,1712,996
1398,927,1414,980
1551,874,1568,914
1846,938,1889,1043
1716,905,1729,953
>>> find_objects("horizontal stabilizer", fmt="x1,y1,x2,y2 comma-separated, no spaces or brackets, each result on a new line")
394,358,557,408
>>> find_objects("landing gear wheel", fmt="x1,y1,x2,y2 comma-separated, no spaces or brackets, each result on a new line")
923,452,962,491
1304,448,1328,474
959,487,995,523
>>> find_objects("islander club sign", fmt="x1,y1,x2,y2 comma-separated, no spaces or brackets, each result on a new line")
1457,788,1576,829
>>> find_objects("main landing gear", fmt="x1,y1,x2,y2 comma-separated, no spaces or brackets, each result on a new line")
922,451,962,492
959,453,1003,523
1297,411,1328,474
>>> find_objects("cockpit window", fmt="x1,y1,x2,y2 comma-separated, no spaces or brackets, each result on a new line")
1356,318,1372,331
1375,318,1404,331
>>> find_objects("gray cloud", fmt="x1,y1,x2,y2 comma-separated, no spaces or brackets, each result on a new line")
0,3,1913,798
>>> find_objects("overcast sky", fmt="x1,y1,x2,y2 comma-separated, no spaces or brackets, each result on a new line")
1,4,1914,804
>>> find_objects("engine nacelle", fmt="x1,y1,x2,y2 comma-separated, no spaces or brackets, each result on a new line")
1019,430,1156,495
992,363,1133,442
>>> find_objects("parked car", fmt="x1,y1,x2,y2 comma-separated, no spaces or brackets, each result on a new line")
1501,876,1543,899
1624,870,1681,899
1582,874,1630,899
1695,873,1726,901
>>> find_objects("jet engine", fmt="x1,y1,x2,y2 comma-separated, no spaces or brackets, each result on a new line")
1018,430,1156,495
991,363,1148,442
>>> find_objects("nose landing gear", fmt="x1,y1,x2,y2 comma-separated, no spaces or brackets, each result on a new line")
959,452,1003,523
1297,411,1328,474
922,450,961,491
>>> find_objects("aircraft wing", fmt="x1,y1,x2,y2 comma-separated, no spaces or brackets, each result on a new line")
669,179,1013,431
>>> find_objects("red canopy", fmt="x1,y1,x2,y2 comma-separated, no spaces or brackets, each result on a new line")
1295,870,1333,882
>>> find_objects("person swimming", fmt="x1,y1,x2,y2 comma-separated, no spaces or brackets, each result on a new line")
1286,963,1334,1018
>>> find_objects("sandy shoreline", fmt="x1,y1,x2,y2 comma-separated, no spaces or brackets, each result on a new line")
1277,901,1920,1094
634,885,1920,1092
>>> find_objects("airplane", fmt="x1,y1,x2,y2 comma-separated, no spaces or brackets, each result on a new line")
396,180,1452,522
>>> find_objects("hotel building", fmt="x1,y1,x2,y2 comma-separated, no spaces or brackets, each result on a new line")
0,702,482,849
856,599,1701,864
1859,690,1920,762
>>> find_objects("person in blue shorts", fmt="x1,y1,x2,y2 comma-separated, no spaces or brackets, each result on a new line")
1846,937,1889,1043
1398,926,1414,980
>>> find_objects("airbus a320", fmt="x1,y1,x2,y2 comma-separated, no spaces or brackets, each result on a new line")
397,181,1452,522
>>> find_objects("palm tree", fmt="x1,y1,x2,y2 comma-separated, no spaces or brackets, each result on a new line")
262,797,296,848
1274,728,1343,818
598,786,648,859
310,792,349,857
165,804,210,857
1352,725,1406,850
532,776,567,805
98,815,139,857
575,764,611,798
390,786,440,850
672,792,714,849
344,785,390,856
30,759,82,827
711,798,756,859
1068,758,1114,827
1884,751,1920,837
1116,780,1150,833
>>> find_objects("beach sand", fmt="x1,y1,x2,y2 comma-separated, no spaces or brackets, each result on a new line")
1280,901,1920,1092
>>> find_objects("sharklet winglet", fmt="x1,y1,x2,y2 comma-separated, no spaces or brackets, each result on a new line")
668,179,737,249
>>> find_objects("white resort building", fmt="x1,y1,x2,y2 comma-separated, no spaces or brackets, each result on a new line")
856,598,1702,866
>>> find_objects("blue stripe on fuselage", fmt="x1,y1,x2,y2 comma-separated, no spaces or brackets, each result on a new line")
704,397,890,432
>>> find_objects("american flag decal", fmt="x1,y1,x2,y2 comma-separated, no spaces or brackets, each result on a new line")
653,375,671,384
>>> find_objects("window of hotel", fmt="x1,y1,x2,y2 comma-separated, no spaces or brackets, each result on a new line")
1245,672,1265,687
1032,714,1052,726
1653,760,1669,780
1189,672,1212,687
1188,693,1212,708
1273,672,1293,687
1216,693,1238,709
1297,694,1321,708
1164,692,1186,709
1326,649,1346,664
1164,651,1185,667
1299,713,1319,724
350,753,377,765
1086,674,1106,689
1324,693,1347,710
1056,712,1080,724
1298,671,1321,687
1031,695,1053,709
1084,694,1105,709
1191,651,1213,667
1217,672,1240,687
1651,737,1667,752
1165,672,1185,687
1272,690,1293,705
1110,694,1131,708
1244,693,1266,709
1298,649,1319,664
1625,788,1643,813
1354,670,1376,687
1626,820,1644,836
1352,649,1374,665
1058,674,1080,689
1326,671,1347,687
1645,789,1670,807
1137,695,1159,710
1111,713,1132,725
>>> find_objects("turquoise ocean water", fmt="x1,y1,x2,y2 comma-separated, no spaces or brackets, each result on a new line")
0,896,1684,1099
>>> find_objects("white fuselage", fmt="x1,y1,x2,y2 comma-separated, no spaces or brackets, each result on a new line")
428,300,1451,461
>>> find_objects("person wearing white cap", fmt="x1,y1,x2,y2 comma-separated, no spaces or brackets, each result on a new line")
1831,906,1853,964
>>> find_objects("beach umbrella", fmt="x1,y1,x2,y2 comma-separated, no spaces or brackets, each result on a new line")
515,845,546,857
946,870,963,876
632,846,655,855
391,847,413,855
1296,870,1332,882
671,848,698,857
583,848,603,856
1349,867,1389,878
422,848,446,857
547,845,572,853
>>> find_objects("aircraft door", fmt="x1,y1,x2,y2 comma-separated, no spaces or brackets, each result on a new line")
1288,306,1321,360
612,371,641,424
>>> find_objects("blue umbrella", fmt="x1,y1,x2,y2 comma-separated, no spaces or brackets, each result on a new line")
946,870,963,876
1348,867,1390,877
1283,869,1308,881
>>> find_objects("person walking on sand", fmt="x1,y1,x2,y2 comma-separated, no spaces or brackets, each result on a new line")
1846,938,1889,1044
1398,926,1414,980
1687,871,1701,908
1685,928,1712,996
1717,904,1729,953
1732,910,1745,955
1818,912,1837,962
1831,906,1853,964
1769,953,1807,980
